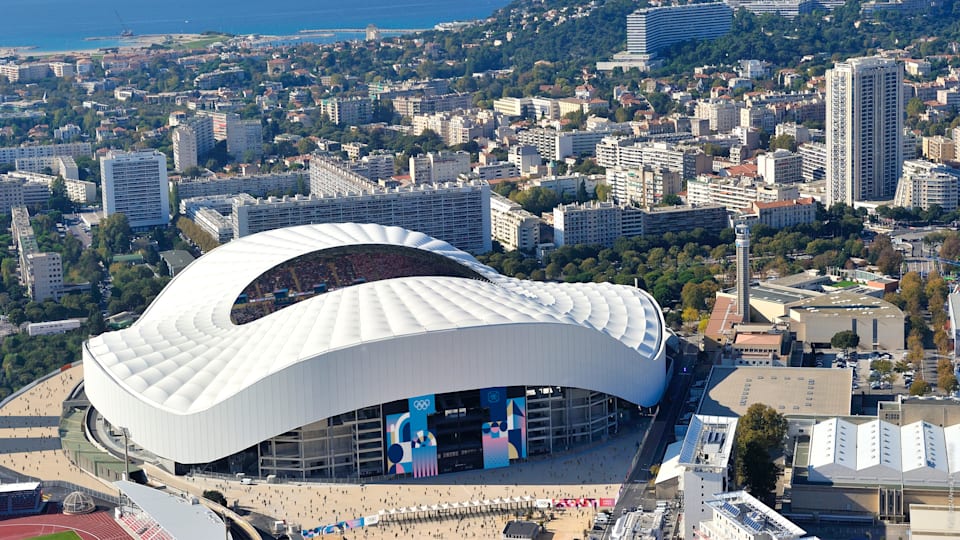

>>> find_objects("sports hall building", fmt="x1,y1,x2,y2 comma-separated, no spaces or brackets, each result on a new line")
83,223,672,480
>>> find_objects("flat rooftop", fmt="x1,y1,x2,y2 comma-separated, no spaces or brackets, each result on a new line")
707,491,805,539
787,291,902,318
766,272,830,289
698,366,852,418
751,285,819,305
679,415,738,469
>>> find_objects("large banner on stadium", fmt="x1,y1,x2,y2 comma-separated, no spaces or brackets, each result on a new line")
385,387,527,478
535,498,616,508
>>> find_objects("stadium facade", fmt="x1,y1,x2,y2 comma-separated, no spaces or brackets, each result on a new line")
84,223,670,479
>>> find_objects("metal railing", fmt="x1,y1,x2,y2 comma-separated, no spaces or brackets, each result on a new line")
39,480,120,505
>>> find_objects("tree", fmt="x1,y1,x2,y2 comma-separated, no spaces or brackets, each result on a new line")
738,403,787,450
768,134,796,152
939,371,959,394
48,177,73,213
910,379,931,396
661,193,683,206
576,179,589,203
739,440,778,500
907,330,925,368
735,403,785,504
202,490,227,506
907,97,926,118
830,330,860,350
98,213,132,256
595,183,611,202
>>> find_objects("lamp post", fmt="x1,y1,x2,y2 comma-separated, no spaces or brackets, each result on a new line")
120,426,130,481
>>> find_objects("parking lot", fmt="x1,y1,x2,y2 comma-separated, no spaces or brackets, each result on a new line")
815,349,922,397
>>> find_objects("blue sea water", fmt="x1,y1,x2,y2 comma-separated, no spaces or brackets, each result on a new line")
1,0,510,52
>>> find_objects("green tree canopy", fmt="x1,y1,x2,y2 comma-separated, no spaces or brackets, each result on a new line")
98,213,132,256
830,330,860,350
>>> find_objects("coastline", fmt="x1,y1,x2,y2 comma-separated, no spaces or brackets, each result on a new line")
3,26,434,59
4,33,229,59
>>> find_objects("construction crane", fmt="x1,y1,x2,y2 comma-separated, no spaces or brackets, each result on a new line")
114,10,133,37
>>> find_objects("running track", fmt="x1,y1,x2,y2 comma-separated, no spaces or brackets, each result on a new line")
0,509,129,540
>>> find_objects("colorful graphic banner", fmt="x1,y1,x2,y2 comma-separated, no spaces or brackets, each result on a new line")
301,515,379,537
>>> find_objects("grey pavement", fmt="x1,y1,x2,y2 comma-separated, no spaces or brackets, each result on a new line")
0,416,60,428
0,437,61,454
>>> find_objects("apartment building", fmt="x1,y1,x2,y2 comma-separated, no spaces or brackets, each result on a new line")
509,145,541,175
606,166,682,206
319,96,373,126
518,128,611,161
309,155,377,194
688,175,801,210
231,181,491,253
596,139,711,180
626,3,733,56
553,202,728,246
757,149,803,184
553,201,623,247
826,56,903,206
798,142,826,182
411,109,496,146
699,491,806,540
475,162,520,181
922,135,955,163
490,193,541,252
743,197,818,228
680,415,739,540
894,159,960,211
101,150,170,229
0,142,92,166
695,99,742,133
174,172,303,200
409,151,471,184
392,92,474,118
12,207,62,302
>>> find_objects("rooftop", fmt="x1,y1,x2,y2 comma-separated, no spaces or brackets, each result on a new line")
707,491,806,539
698,366,852,418
787,291,903,319
807,419,960,486
678,415,738,469
115,480,226,539
733,333,783,347
750,284,820,305
502,520,541,539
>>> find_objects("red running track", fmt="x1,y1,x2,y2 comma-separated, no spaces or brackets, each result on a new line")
0,509,129,540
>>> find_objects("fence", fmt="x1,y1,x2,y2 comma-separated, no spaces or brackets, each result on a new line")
39,480,120,505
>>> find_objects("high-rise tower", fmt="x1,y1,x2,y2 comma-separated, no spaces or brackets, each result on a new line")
735,221,750,323
101,149,169,230
826,56,903,207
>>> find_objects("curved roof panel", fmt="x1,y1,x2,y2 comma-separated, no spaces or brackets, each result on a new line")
84,223,668,463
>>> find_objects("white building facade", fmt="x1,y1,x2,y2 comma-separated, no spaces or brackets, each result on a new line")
826,57,904,206
101,150,170,229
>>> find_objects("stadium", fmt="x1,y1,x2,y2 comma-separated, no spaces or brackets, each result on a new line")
83,223,671,480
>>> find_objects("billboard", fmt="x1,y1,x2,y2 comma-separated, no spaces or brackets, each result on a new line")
384,387,526,478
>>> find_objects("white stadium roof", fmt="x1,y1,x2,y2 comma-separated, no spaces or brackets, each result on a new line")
84,223,668,464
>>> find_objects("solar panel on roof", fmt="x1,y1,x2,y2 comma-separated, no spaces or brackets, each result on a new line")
743,513,764,532
722,501,741,517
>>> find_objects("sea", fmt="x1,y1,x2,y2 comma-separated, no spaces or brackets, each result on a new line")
1,0,510,52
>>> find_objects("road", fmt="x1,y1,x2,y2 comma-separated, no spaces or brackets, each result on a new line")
599,341,697,539
64,213,93,249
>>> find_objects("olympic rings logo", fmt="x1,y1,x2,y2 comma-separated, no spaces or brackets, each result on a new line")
412,399,431,411
487,392,500,403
